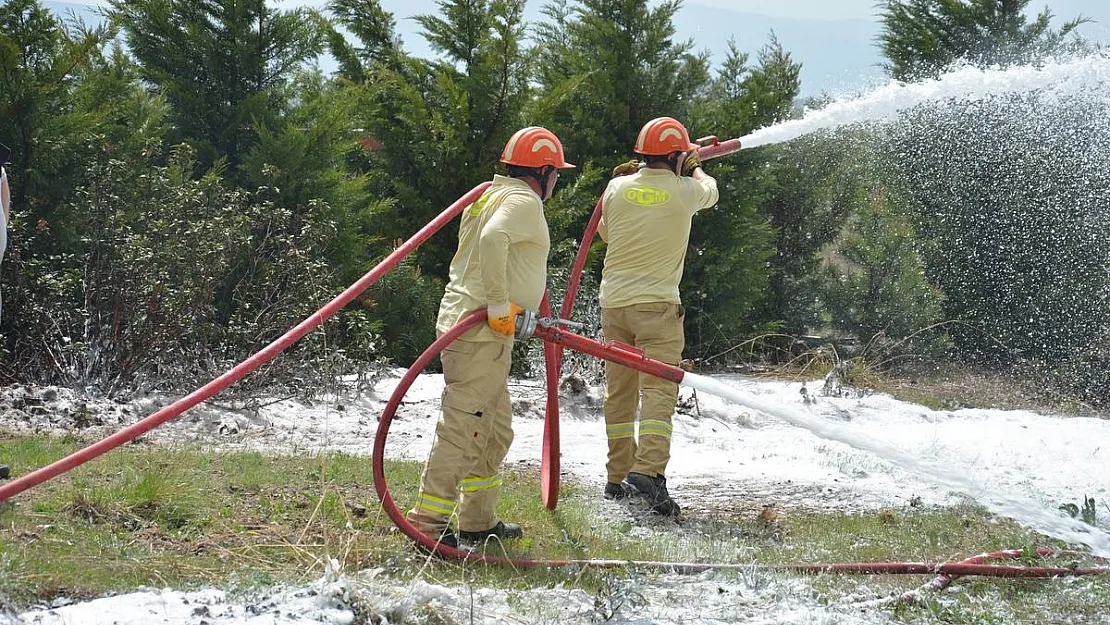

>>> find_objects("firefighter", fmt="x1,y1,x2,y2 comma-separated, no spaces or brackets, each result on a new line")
407,127,574,549
598,117,719,516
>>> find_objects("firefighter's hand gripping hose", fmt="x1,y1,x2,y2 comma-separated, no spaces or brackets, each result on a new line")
372,307,1110,592
680,148,701,176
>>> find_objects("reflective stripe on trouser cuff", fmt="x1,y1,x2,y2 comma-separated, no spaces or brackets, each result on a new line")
414,492,456,516
638,419,673,439
460,475,503,493
606,421,636,440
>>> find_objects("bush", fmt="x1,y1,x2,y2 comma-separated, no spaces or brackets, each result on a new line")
7,146,378,396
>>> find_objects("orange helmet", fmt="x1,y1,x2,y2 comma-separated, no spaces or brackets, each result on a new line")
500,126,575,169
633,117,699,156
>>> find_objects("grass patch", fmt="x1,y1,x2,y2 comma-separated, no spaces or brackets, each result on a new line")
0,434,1106,624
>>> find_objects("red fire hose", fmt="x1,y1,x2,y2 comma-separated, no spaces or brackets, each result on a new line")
372,309,1110,587
541,136,744,509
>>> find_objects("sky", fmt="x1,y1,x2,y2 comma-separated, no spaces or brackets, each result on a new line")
49,0,1110,97
1,365,1108,624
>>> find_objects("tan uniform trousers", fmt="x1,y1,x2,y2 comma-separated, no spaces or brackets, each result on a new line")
407,334,514,534
601,302,684,483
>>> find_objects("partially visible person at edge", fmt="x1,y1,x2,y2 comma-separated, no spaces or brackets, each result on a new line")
0,143,6,482
597,117,719,516
406,127,575,550
0,142,10,323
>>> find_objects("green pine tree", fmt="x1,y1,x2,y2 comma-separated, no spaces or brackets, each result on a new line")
110,0,326,173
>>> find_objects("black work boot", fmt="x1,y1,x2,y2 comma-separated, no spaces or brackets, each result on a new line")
604,481,632,500
623,472,681,517
413,527,469,556
458,520,524,542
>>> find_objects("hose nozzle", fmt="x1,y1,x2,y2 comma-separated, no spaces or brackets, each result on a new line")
514,310,584,342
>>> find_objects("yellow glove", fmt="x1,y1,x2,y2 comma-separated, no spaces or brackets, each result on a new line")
612,159,641,178
681,149,701,176
487,302,524,336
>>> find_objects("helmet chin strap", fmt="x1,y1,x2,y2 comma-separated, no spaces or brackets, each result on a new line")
669,152,685,176
529,166,557,200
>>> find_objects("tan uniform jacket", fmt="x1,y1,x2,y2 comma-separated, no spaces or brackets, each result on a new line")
436,175,550,342
598,168,719,308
